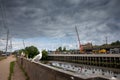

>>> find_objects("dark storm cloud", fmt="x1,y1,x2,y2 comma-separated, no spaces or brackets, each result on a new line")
0,0,120,44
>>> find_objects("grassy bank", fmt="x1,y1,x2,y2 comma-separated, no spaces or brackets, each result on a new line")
8,61,15,80
0,56,7,61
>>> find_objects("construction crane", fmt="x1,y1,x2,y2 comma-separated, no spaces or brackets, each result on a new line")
75,26,83,53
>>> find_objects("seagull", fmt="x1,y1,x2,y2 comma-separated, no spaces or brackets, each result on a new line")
109,76,117,80
32,52,42,62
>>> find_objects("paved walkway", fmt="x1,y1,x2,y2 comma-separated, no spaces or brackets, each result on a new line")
0,55,15,80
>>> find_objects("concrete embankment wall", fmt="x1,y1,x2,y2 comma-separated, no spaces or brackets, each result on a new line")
48,54,120,69
17,57,108,80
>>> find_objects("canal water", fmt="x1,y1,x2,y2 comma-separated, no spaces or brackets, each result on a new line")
41,61,120,80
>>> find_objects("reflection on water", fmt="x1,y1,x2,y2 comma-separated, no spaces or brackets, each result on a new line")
44,61,120,80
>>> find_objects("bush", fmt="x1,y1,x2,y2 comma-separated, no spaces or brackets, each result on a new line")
41,50,48,60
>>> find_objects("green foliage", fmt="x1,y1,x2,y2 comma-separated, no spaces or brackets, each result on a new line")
12,50,18,55
25,46,39,58
17,49,25,56
111,40,120,46
0,56,6,61
19,49,24,53
8,61,15,80
58,46,62,51
63,47,66,51
0,50,3,54
92,40,120,49
56,46,67,52
41,50,48,60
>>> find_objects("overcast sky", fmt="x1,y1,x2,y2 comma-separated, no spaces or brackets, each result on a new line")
0,0,120,51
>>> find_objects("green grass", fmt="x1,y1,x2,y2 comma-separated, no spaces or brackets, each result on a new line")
8,61,29,80
8,61,15,80
0,57,6,61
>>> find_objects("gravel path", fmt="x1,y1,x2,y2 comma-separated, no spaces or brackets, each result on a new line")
0,55,15,80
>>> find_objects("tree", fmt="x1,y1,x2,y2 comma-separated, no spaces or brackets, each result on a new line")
41,50,48,60
58,46,62,51
25,46,39,58
111,40,120,46
63,46,66,51
18,49,24,54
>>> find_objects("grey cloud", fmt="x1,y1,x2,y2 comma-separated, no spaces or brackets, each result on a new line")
0,0,120,44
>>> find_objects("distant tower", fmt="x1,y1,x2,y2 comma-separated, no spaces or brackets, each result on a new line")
23,39,26,48
5,29,9,53
10,37,12,52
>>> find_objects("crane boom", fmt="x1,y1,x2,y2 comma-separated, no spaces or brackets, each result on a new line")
75,26,83,53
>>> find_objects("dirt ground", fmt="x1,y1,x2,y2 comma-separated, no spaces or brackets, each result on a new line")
0,55,15,80
0,55,26,80
11,61,26,80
